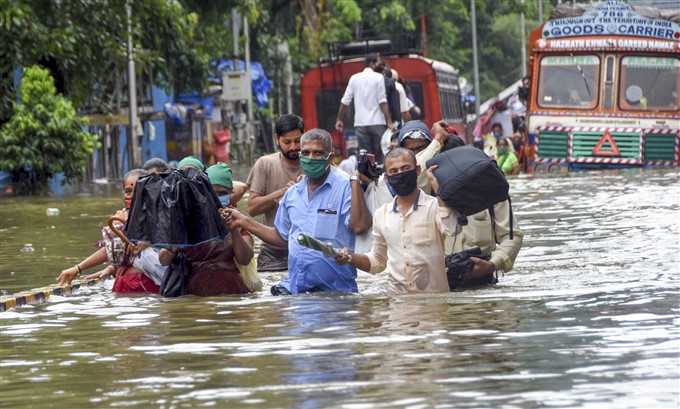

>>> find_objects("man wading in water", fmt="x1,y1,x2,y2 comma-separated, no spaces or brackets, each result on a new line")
225,129,372,295
333,147,457,294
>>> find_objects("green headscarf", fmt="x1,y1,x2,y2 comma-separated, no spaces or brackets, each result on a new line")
206,162,233,188
177,156,205,171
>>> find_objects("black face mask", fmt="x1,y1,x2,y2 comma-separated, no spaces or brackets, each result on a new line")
386,168,418,197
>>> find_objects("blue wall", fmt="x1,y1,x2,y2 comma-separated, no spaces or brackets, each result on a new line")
113,86,173,172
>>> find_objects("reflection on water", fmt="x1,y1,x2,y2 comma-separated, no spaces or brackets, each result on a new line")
1,168,678,408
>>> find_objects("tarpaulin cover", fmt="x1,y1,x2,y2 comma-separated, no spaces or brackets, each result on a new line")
126,168,228,247
178,91,215,116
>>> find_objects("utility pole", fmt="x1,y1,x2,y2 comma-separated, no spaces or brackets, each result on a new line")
232,8,242,164
126,0,140,169
471,0,481,118
521,0,527,77
538,0,543,21
232,8,240,71
244,15,254,165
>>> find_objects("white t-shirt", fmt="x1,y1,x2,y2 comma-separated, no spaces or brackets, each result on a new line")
340,68,387,127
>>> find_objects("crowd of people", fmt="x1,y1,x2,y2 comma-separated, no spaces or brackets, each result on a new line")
57,53,524,297
472,75,532,175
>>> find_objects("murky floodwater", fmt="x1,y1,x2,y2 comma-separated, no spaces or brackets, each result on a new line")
1,169,678,408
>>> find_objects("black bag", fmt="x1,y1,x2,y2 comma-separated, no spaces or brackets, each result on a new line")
160,250,189,297
445,247,494,290
126,168,228,246
426,146,514,239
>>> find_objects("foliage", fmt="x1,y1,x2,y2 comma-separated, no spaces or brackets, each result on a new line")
0,66,99,191
0,0,217,121
1,0,552,126
258,0,549,108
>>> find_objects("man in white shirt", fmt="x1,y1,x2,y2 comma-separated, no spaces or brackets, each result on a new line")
335,53,395,164
334,147,457,294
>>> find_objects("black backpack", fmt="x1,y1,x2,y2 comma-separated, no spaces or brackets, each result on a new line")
426,146,514,239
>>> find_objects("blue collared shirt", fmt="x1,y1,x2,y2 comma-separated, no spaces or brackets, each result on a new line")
274,167,357,294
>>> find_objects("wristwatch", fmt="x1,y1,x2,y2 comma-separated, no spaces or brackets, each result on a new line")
350,175,360,184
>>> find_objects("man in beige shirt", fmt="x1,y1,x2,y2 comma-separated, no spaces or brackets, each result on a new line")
334,147,457,294
246,114,303,272
445,200,522,284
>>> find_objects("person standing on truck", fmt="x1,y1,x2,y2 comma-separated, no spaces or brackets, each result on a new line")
391,69,417,123
383,63,402,129
335,53,395,164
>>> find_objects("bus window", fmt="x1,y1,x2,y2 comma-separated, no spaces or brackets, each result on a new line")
604,56,615,110
619,56,680,112
537,55,600,109
435,70,464,123
316,90,347,131
402,81,425,121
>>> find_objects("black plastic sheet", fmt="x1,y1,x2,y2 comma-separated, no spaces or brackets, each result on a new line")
126,168,228,246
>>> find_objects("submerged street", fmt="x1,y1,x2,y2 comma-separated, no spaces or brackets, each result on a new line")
0,169,678,408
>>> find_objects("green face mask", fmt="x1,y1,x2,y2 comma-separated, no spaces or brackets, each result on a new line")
300,154,330,179
498,146,509,155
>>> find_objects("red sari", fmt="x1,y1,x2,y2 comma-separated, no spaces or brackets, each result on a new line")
112,266,161,294
184,232,251,296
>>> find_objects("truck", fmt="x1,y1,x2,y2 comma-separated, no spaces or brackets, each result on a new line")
525,0,679,172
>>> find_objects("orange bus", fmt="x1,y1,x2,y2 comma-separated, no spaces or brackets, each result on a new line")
301,40,470,158
526,0,679,172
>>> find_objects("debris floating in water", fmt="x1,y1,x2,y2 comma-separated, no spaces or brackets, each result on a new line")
20,244,34,252
46,208,60,216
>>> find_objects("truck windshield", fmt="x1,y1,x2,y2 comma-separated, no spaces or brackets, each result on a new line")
619,56,680,112
537,55,600,109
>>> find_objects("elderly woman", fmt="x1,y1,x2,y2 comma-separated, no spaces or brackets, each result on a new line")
158,162,255,296
57,169,166,293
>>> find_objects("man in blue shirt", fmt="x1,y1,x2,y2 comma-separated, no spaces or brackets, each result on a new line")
225,128,372,295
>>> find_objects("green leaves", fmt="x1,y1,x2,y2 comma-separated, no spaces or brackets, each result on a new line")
0,65,99,191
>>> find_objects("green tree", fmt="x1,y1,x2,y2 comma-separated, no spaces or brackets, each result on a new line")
0,65,99,194
0,0,225,121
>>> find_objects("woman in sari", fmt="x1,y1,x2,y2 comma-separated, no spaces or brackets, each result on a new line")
158,162,255,296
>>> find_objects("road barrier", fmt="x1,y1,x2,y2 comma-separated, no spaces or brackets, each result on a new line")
0,278,102,312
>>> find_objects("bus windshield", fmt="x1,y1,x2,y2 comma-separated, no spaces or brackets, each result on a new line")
619,56,680,112
537,55,600,109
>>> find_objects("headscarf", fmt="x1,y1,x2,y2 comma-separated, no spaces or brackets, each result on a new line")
206,162,233,188
177,156,205,171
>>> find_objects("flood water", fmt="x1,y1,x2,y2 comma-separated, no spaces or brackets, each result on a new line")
1,169,678,408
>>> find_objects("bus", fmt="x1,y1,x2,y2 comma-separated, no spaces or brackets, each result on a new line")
300,40,471,158
525,0,679,172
